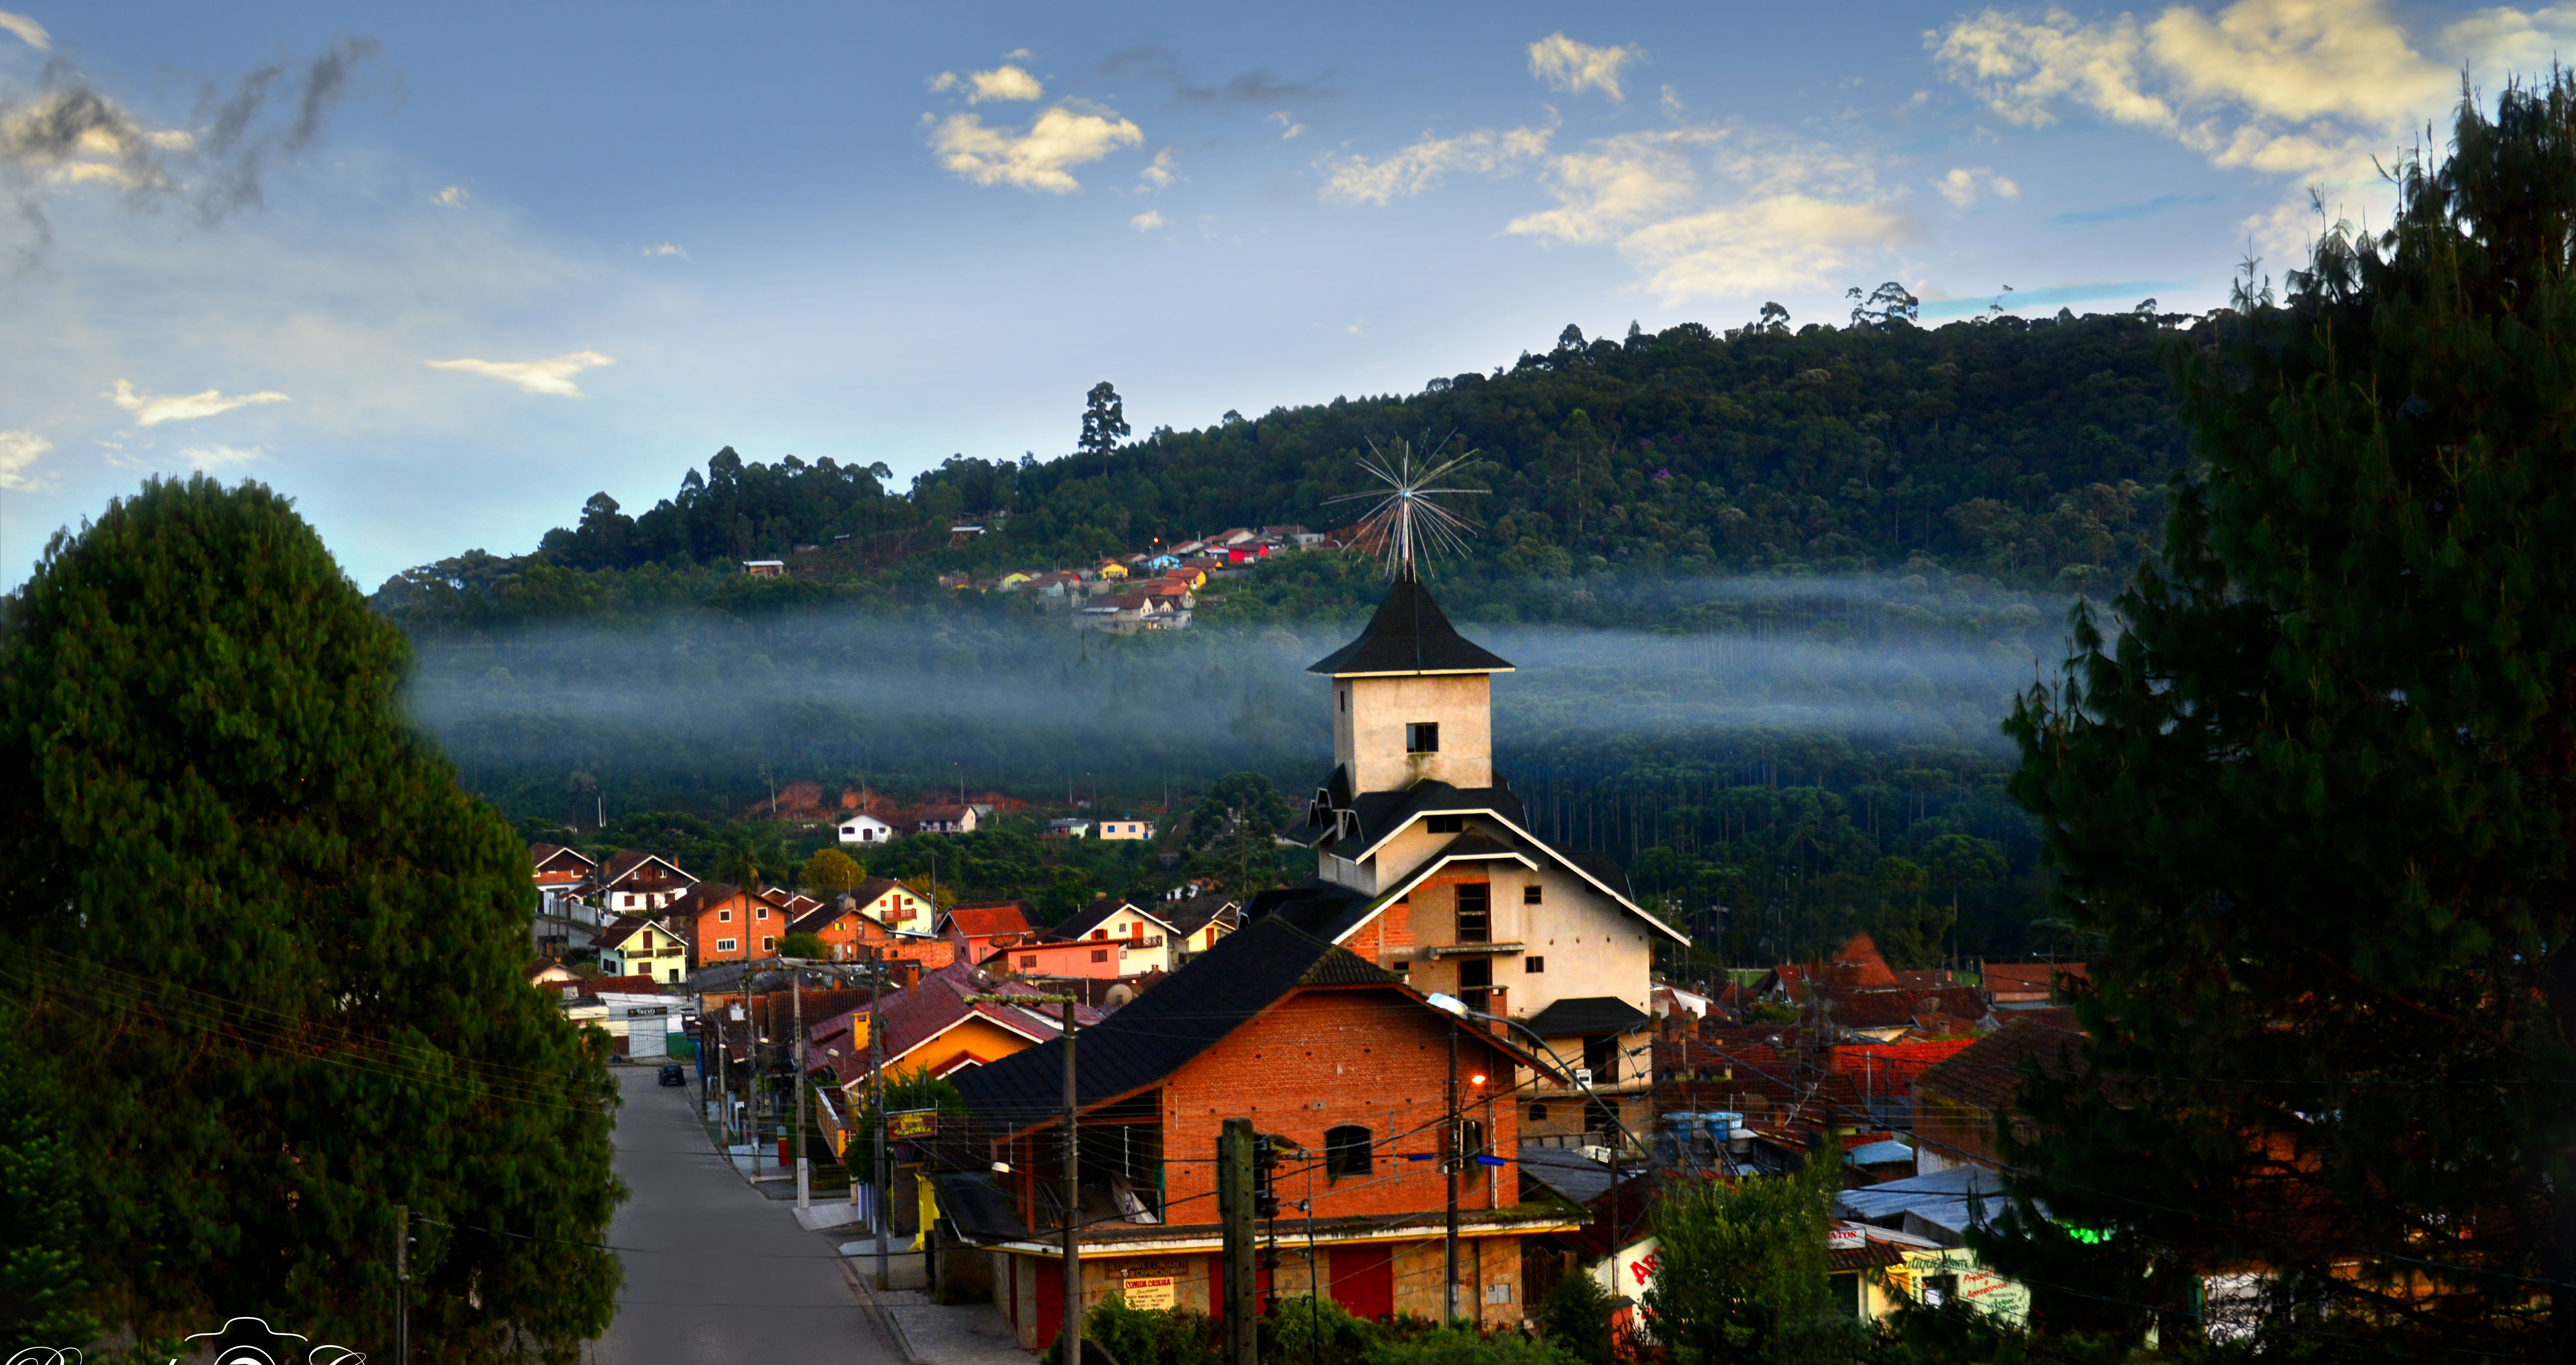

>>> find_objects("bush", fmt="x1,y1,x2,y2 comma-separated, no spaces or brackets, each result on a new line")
1046,1296,1221,1365
1364,1325,1581,1365
1267,1294,1378,1365
1537,1272,1616,1365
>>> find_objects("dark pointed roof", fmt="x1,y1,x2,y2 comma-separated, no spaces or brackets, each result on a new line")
1307,575,1514,676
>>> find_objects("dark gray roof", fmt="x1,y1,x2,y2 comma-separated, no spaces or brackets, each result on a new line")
1279,779,1531,852
1518,1144,1619,1205
1306,576,1514,676
1524,995,1653,1039
950,914,1401,1135
934,1172,1029,1239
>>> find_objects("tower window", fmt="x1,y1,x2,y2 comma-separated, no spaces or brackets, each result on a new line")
1526,956,1545,973
1456,883,1490,943
1406,722,1440,753
1523,884,1543,905
1325,1124,1373,1178
1340,687,1348,713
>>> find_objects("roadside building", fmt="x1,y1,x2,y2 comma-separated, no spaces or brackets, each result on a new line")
1263,575,1690,1148
939,914,1573,1348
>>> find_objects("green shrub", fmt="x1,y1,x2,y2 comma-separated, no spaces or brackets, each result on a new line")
1537,1272,1616,1365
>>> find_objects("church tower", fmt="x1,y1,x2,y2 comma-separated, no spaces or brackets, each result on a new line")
1307,572,1513,797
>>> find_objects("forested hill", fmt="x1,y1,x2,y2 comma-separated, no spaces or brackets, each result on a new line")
374,308,2200,632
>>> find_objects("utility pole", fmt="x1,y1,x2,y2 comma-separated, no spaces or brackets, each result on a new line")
750,980,764,1178
795,967,809,1212
393,1203,409,1365
967,989,1084,1364
1444,1020,1461,1327
1217,1118,1256,1365
1060,995,1082,1365
872,946,889,1291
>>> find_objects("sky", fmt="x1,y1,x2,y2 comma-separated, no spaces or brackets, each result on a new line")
3,0,2570,591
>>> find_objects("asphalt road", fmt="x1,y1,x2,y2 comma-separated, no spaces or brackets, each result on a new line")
591,1066,900,1365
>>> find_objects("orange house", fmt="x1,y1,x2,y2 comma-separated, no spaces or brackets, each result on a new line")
677,883,793,965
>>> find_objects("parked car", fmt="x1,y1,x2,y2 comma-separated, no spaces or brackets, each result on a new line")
657,1063,685,1086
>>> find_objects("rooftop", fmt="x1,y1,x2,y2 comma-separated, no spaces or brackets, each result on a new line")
1306,575,1514,677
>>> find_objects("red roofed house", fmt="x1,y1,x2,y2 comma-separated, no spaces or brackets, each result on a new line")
940,901,1037,963
1979,962,2089,1010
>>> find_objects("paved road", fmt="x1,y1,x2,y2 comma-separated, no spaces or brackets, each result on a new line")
592,1067,900,1365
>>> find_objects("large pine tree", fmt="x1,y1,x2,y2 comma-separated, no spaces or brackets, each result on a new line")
0,477,622,1359
1992,77,2576,1357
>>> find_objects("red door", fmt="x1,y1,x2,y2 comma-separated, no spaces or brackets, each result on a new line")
1207,1253,1273,1321
1328,1245,1394,1320
1034,1257,1065,1347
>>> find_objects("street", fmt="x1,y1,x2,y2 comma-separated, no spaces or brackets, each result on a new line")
591,1066,900,1365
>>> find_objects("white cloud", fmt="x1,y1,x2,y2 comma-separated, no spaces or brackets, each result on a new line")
1131,209,1167,231
1622,194,1913,302
1138,147,1179,190
106,379,291,426
434,185,468,207
928,106,1143,193
0,9,49,50
179,443,265,470
1268,111,1309,140
1319,122,1554,205
1935,166,2020,207
933,65,1045,103
1528,33,1640,101
1002,48,1034,61
1507,130,1704,243
0,90,188,192
1931,0,2576,189
0,430,49,488
643,241,689,258
424,350,614,398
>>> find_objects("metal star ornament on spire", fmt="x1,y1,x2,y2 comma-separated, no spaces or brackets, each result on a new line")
1325,436,1485,580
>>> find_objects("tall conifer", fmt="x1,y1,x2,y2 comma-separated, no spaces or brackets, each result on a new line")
0,477,622,1359
1993,78,2576,1356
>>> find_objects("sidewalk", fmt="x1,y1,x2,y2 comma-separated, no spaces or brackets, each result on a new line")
855,1277,1027,1365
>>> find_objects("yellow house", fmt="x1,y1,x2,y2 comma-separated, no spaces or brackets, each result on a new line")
997,571,1033,590
1097,560,1129,580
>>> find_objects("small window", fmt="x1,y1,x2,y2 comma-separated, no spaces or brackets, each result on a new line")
1021,955,1039,969
1523,884,1543,905
1093,929,1108,940
719,909,732,923
1339,688,1348,713
1528,1104,1548,1122
717,938,738,952
1406,722,1440,753
756,905,770,920
1526,956,1546,974
1325,1124,1373,1178
762,936,776,951
1456,883,1490,944
1427,814,1464,834
1091,949,1109,963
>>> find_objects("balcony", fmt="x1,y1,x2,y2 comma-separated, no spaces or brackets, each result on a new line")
1421,942,1524,959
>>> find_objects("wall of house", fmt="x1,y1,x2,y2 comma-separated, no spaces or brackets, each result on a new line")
902,1014,1045,1077
1334,673,1494,795
1912,1092,1999,1174
1159,990,1521,1222
1350,835,1655,1026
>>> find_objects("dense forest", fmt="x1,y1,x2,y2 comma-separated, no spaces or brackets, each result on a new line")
386,305,2199,965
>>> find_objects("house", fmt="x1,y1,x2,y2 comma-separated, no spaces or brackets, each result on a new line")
526,959,581,987
1043,899,1193,975
1170,539,1206,556
1027,571,1083,600
674,882,795,966
996,571,1034,591
1911,1013,2087,1175
742,559,786,578
1145,554,1180,572
916,805,980,835
1096,815,1154,840
1980,962,2088,1010
1074,592,1191,634
595,915,692,984
1158,895,1240,961
984,936,1136,981
942,914,1574,1348
940,901,1038,963
562,988,688,1058
1096,560,1129,580
838,811,897,846
1263,575,1692,1149
529,843,598,916
807,960,1101,1102
1045,817,1093,839
598,851,698,915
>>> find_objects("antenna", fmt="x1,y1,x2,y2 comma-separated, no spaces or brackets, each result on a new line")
1324,435,1485,580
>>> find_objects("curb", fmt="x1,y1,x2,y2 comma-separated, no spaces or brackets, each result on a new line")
847,1267,925,1365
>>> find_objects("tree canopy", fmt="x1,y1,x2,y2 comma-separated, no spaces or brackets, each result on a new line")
0,476,622,1359
1992,76,2576,1355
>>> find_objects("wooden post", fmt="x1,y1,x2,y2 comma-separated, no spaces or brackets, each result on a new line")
1061,998,1082,1365
1218,1118,1256,1365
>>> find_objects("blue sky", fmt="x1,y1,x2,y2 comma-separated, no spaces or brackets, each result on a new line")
2,0,2568,590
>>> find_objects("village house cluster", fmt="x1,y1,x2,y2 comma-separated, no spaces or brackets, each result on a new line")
526,574,2096,1349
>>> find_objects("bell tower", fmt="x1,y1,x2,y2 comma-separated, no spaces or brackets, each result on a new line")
1308,572,1513,796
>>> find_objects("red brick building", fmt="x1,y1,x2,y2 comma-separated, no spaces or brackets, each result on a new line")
944,915,1576,1349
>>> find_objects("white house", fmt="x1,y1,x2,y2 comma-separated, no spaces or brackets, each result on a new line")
838,812,896,846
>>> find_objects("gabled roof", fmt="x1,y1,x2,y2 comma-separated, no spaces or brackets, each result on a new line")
1914,1015,2087,1113
942,901,1036,940
1306,575,1514,677
1157,895,1240,936
809,960,1100,1084
954,915,1489,1135
1047,898,1176,943
600,850,697,888
594,915,667,952
529,843,596,873
1277,779,1530,853
1525,995,1653,1039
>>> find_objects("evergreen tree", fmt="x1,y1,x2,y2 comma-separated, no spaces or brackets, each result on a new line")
1081,381,1130,481
0,477,622,1359
1994,77,2576,1356
1643,1157,1851,1363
